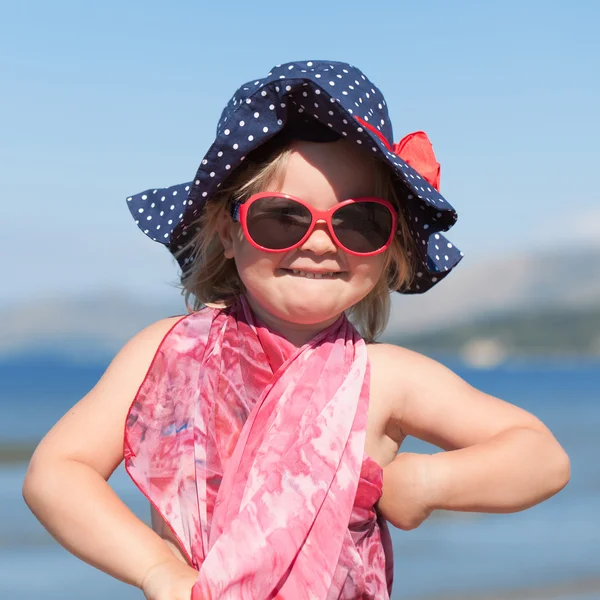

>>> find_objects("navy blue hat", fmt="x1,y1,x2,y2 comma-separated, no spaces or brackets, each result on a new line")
126,59,463,293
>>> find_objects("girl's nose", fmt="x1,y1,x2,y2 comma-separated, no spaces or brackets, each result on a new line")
298,221,338,255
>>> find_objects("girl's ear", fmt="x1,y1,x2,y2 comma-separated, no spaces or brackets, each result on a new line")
216,212,236,259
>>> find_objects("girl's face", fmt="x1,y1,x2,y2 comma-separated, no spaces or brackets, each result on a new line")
218,139,389,345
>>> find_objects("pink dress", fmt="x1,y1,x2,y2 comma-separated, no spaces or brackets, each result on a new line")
124,297,394,598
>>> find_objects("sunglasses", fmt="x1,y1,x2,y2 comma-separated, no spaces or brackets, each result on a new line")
230,193,397,256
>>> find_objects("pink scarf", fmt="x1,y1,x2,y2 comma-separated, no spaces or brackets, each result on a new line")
124,296,393,598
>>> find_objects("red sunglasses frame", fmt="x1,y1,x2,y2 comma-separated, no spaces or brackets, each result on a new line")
231,192,398,256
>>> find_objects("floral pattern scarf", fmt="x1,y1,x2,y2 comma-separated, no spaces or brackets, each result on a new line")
124,296,393,598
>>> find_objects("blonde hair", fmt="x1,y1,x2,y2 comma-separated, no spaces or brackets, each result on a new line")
177,139,418,342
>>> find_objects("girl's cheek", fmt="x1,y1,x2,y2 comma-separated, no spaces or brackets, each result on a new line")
350,255,386,277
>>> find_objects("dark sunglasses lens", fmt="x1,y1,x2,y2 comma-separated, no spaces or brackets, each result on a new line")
333,203,393,253
246,197,312,249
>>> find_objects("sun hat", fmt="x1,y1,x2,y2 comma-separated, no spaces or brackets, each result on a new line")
126,59,463,293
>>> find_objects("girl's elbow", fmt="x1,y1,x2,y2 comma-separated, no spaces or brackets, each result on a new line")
553,446,571,491
22,453,60,507
531,428,570,495
22,458,46,507
544,440,570,496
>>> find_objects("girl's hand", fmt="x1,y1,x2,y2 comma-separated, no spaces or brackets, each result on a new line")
377,452,434,530
141,557,200,600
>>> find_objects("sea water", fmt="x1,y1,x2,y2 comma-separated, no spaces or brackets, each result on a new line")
0,357,598,599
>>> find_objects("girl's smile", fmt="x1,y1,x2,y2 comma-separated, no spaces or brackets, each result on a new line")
278,268,344,279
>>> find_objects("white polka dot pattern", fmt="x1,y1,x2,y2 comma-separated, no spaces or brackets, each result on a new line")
126,60,463,294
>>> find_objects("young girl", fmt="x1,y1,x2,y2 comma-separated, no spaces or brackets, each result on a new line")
22,60,570,600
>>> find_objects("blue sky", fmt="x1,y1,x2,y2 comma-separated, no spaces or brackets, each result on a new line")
2,0,599,304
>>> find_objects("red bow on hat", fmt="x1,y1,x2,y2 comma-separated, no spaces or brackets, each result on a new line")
354,116,441,191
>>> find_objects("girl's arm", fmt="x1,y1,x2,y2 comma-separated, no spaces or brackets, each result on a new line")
370,344,570,529
22,317,193,590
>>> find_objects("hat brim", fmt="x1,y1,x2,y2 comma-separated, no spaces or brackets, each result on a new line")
126,61,463,294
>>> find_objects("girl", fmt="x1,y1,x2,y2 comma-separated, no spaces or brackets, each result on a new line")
22,60,570,600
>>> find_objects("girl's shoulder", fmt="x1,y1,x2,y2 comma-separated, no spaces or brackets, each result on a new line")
366,341,459,381
366,341,441,382
366,341,549,452
26,316,187,480
366,341,475,413
92,314,191,402
108,315,190,380
365,342,462,433
128,315,187,346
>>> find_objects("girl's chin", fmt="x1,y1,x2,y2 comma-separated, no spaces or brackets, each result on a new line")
249,294,346,326
281,310,342,327
278,297,356,326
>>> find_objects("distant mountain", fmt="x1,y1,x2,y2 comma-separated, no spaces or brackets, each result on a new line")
384,245,600,337
391,305,600,367
1,246,599,362
0,291,185,362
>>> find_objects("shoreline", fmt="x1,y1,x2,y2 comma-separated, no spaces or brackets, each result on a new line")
0,443,35,464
